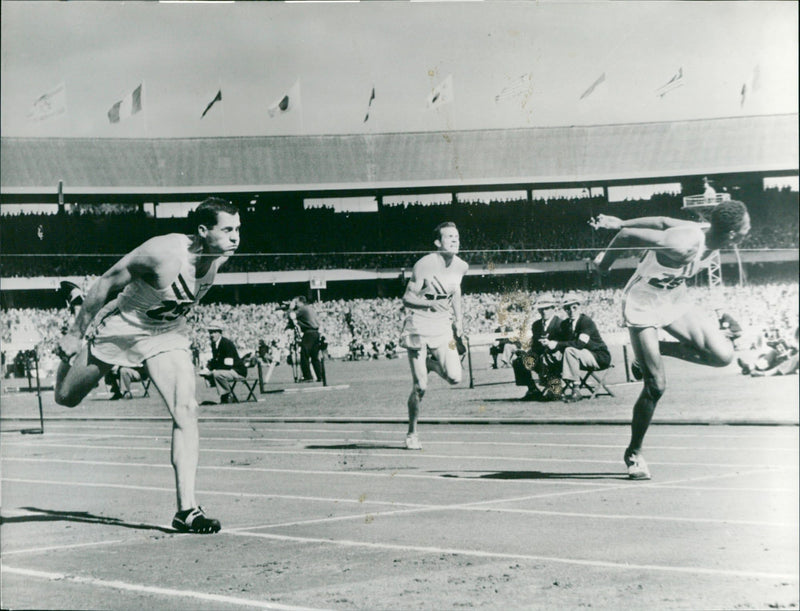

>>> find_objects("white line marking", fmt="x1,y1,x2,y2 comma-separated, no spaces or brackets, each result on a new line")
5,433,797,452
32,422,800,441
1,539,127,556
4,470,795,529
221,531,798,582
0,566,319,610
4,446,798,472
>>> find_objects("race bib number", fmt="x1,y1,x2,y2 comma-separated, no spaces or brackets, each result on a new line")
146,300,192,322
649,276,685,290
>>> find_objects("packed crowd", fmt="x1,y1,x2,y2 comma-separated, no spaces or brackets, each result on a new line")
3,281,797,374
2,188,796,277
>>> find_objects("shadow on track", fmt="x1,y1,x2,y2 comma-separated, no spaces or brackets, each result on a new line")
1,507,175,533
306,443,402,450
437,471,628,480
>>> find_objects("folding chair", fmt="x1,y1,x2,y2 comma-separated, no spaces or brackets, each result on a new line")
140,378,152,397
228,372,259,403
563,365,614,399
579,365,614,398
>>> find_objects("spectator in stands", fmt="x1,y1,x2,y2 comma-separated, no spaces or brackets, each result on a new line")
738,327,799,377
714,308,743,349
546,292,611,403
703,177,717,201
199,320,247,403
512,292,565,401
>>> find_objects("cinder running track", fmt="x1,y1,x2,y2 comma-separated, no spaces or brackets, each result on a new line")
2,354,798,609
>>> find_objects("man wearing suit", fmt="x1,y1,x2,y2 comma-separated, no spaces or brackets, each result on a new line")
512,292,564,401
201,320,246,404
546,291,611,403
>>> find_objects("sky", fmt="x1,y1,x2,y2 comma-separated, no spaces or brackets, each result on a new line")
1,1,797,140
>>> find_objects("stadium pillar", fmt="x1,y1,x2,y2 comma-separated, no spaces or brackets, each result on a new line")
376,193,383,244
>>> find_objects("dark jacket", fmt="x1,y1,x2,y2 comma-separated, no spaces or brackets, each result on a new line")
555,313,611,369
208,336,247,377
529,316,564,357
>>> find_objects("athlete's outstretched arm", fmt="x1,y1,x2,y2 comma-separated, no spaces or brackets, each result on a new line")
593,224,700,272
452,285,464,336
402,262,445,313
57,240,164,358
590,214,698,231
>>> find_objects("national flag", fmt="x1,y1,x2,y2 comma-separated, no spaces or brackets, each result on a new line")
495,73,533,104
579,73,606,101
268,81,300,118
108,83,143,124
201,90,222,118
27,83,67,122
741,65,761,107
363,87,376,122
426,74,454,109
655,67,683,98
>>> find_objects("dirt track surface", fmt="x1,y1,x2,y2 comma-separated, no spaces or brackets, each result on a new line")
2,351,798,609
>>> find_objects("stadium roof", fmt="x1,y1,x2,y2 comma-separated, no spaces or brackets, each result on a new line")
1,114,797,198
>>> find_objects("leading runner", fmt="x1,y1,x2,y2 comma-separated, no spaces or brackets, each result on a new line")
55,197,241,533
400,222,468,450
591,200,750,479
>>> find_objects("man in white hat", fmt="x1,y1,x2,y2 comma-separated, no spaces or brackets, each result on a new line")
199,320,247,403
544,291,610,403
512,292,564,400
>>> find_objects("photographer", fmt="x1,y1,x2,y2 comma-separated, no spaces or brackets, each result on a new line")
288,296,325,384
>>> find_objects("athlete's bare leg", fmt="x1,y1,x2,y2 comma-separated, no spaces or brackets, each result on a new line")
627,326,666,455
626,308,734,474
145,350,199,512
429,343,462,386
406,348,429,436
662,307,734,368
55,345,113,407
406,342,461,442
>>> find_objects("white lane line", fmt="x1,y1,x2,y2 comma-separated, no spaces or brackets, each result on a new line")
4,446,798,472
4,469,795,529
227,467,798,531
4,434,797,452
24,422,800,440
0,566,319,610
221,531,798,582
1,539,127,556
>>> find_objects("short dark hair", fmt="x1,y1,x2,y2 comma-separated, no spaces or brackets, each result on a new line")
189,197,238,233
295,295,307,305
434,221,457,243
710,200,748,234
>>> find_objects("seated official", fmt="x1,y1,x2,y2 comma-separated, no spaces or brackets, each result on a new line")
489,325,518,369
199,321,247,404
546,292,611,403
511,292,564,401
105,365,147,400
